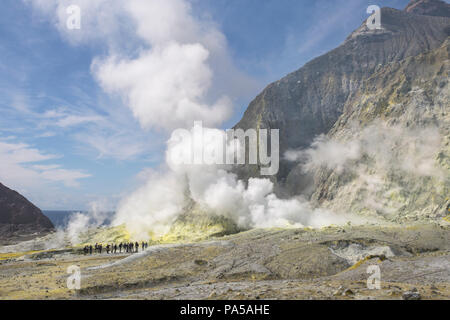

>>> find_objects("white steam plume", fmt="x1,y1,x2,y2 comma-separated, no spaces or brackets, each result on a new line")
65,201,111,244
27,0,254,131
114,126,358,240
27,0,359,242
287,122,444,179
285,122,447,217
93,43,232,130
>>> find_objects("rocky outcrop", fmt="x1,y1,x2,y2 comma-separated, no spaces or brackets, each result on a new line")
309,40,449,222
235,1,449,183
233,0,450,222
0,182,54,243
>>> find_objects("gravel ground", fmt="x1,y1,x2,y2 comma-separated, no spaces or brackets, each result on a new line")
0,224,448,300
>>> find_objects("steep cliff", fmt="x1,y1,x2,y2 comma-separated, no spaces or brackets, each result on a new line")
307,39,449,222
234,0,450,222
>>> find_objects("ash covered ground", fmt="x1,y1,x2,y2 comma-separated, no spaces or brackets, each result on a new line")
0,223,448,300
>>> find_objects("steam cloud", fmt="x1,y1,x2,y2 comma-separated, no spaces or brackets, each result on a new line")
28,0,254,131
28,0,368,242
286,122,446,217
287,122,444,179
113,125,358,240
65,201,110,244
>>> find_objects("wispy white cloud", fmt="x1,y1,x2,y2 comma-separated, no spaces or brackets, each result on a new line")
0,141,56,163
296,1,362,54
39,166,90,187
40,107,103,128
74,131,150,161
0,89,154,162
0,140,90,190
286,123,445,179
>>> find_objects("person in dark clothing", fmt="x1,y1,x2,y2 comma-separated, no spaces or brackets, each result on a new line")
94,243,98,253
135,242,139,253
114,244,117,254
106,244,110,254
130,242,134,253
119,243,123,253
99,244,103,254
89,245,93,254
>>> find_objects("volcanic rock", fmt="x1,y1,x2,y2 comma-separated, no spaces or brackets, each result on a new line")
0,182,54,244
233,0,450,222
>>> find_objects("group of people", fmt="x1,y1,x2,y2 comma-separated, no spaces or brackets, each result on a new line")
83,241,149,255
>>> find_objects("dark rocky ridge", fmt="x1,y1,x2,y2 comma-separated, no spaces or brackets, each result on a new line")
0,182,54,244
233,0,450,196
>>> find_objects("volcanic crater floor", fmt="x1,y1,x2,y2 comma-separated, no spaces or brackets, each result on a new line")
0,224,449,300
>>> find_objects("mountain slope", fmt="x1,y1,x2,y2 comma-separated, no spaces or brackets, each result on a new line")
234,1,450,191
0,182,54,243
308,39,449,222
233,0,450,222
405,0,450,17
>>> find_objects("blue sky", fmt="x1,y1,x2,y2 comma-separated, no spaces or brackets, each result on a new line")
0,0,411,210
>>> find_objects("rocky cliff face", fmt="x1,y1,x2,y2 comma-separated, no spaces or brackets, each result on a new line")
405,0,450,17
234,0,450,222
0,183,54,243
308,39,449,223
